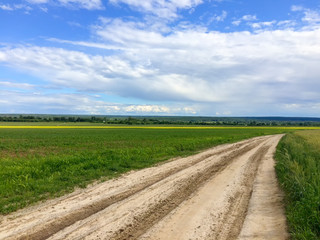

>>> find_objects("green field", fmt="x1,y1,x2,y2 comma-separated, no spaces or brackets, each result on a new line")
276,130,320,239
0,126,294,215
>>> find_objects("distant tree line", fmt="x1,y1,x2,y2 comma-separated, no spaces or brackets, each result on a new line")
1,115,320,126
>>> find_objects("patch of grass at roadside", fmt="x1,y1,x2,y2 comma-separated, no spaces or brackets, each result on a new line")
0,127,291,214
275,130,320,240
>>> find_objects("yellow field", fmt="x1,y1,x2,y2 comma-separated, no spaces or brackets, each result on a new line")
295,129,320,148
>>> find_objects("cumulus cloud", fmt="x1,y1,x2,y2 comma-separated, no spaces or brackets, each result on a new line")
1,23,320,115
291,5,320,29
0,45,215,102
0,89,196,115
124,105,170,113
302,9,320,25
1,2,320,115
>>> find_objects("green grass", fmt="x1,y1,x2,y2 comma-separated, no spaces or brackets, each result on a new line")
275,130,320,240
0,127,293,215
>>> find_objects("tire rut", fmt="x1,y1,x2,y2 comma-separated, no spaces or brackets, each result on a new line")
138,136,284,240
109,140,267,240
49,137,269,240
11,137,262,240
213,145,269,240
0,135,286,240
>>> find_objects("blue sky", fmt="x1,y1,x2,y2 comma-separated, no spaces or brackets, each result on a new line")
1,0,320,116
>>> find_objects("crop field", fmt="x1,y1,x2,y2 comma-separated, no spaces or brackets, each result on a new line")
0,126,298,215
276,130,320,239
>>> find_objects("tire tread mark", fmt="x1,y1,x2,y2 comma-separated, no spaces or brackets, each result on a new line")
15,137,267,240
213,145,270,240
109,140,269,240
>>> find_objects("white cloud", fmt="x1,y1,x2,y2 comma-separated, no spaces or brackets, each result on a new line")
2,1,320,116
215,111,231,116
47,38,123,50
2,8,320,115
124,105,170,113
94,18,166,47
232,14,257,26
232,20,241,26
283,103,320,115
40,6,48,12
250,20,276,29
0,81,35,90
0,90,196,115
182,107,197,114
26,0,49,3
0,52,5,61
291,5,304,12
233,7,320,31
2,25,320,114
241,14,257,21
290,5,320,29
0,4,13,10
1,0,104,11
302,9,320,24
58,0,104,10
109,0,203,19
208,10,227,24
277,20,296,28
67,21,82,28
0,4,32,12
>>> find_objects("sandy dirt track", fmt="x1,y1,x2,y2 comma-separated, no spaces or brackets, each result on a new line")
0,135,289,240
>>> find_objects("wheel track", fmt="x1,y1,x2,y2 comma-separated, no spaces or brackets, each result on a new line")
8,137,260,240
0,135,285,240
48,136,270,240
138,137,279,240
109,140,269,240
213,145,269,240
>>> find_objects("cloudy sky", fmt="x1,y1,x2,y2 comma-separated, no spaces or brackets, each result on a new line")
0,0,320,116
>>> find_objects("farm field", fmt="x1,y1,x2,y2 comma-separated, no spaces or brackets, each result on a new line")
276,130,320,240
0,126,295,215
0,126,318,240
1,133,288,239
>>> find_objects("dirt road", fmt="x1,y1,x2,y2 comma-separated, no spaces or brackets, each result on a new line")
0,135,288,240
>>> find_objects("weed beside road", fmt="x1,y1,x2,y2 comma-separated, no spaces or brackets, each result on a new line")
276,130,320,240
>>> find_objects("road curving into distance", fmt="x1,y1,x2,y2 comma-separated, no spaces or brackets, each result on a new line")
0,135,289,240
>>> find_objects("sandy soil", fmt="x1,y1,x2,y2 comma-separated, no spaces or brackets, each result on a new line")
0,135,289,240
